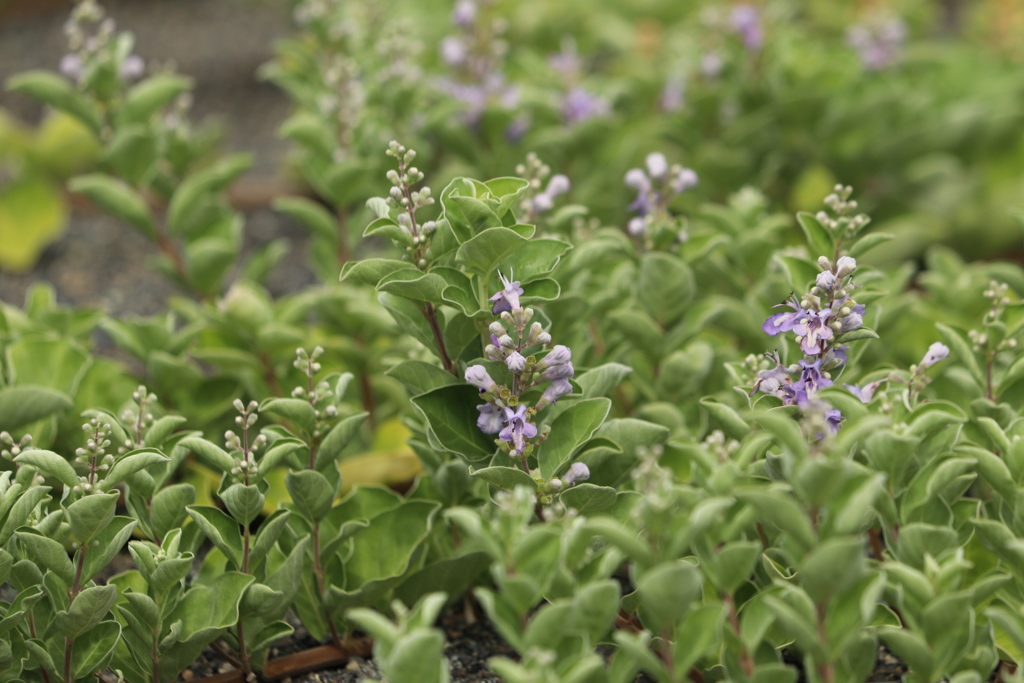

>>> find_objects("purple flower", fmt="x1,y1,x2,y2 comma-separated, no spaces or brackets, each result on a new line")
452,0,477,27
835,256,857,278
59,54,84,81
762,302,804,337
506,351,526,373
730,5,763,50
920,342,950,369
669,167,698,193
563,462,590,485
440,36,467,66
751,362,791,397
794,309,833,355
465,365,497,393
825,408,843,433
119,54,145,81
499,405,538,455
543,362,574,380
645,153,669,180
477,403,504,434
538,378,573,409
505,115,531,143
846,381,882,403
562,87,610,125
546,174,571,197
628,217,647,236
489,272,524,314
540,345,571,368
660,77,685,112
624,168,650,192
798,358,832,393
816,270,836,292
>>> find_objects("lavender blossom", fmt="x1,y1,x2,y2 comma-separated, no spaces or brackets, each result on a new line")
846,381,882,403
562,462,590,485
762,302,804,337
919,342,950,369
477,403,504,433
848,18,906,71
794,309,834,355
499,405,538,455
440,36,467,66
489,271,524,314
562,87,610,125
543,362,574,380
538,378,572,409
539,345,571,368
730,4,763,50
825,408,843,433
506,351,527,373
465,365,497,393
645,152,669,180
452,0,477,27
798,358,832,393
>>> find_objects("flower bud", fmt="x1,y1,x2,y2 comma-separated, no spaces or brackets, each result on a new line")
489,321,507,337
506,351,527,373
563,462,590,485
465,365,497,392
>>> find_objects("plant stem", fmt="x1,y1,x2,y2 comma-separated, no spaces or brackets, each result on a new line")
815,603,834,683
422,303,457,375
64,546,89,683
725,593,753,678
312,522,344,648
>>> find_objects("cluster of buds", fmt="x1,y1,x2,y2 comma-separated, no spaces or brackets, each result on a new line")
320,54,365,156
968,281,1018,352
72,418,115,495
847,17,907,71
814,185,871,239
0,431,34,462
60,0,144,88
120,385,157,452
624,152,698,240
466,272,584,485
292,346,340,439
436,0,520,127
224,400,266,483
385,141,437,266
516,153,571,221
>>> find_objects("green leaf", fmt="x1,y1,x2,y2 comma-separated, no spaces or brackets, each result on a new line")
6,70,102,133
539,398,611,479
13,449,78,488
738,488,817,552
71,620,120,679
286,470,336,522
576,363,632,399
150,484,195,541
16,529,74,583
69,173,155,238
796,212,834,259
274,195,337,240
257,437,306,479
377,270,448,303
636,560,703,633
259,397,316,432
186,506,242,567
80,517,136,584
936,323,984,388
0,174,69,271
178,437,236,474
470,466,537,491
67,492,118,544
315,412,369,469
144,415,188,448
558,483,617,513
119,74,193,124
411,385,497,462
248,620,294,655
167,154,252,234
55,584,118,638
364,217,413,248
636,252,695,326
249,509,290,573
339,258,410,287
847,232,894,258
836,327,880,343
497,238,573,283
0,385,73,432
100,448,169,489
221,484,264,526
455,227,529,276
386,360,460,396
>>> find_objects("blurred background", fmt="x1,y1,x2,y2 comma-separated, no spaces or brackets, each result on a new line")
0,0,1023,318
